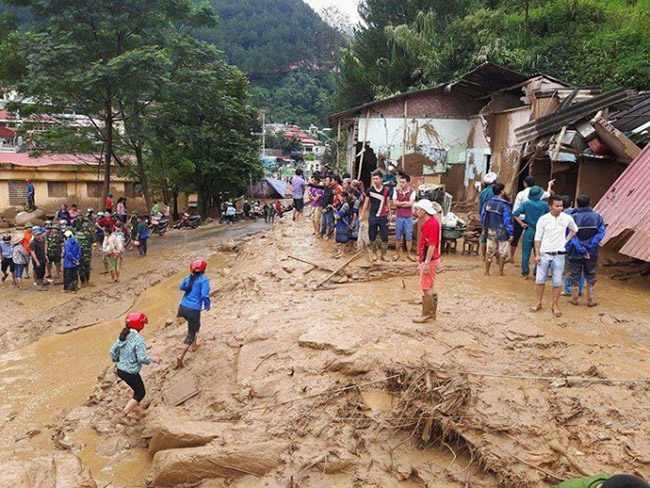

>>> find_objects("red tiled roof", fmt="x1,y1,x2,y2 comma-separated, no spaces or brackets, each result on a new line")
0,152,101,167
596,143,650,262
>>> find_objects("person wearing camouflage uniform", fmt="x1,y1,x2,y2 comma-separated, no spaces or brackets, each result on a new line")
78,224,93,286
46,225,63,280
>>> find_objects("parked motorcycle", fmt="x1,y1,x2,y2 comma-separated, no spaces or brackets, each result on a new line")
149,216,170,236
174,212,201,230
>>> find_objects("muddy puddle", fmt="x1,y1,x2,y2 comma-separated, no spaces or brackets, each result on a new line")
0,254,227,487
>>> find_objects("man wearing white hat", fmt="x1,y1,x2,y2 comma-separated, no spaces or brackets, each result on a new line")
412,199,441,323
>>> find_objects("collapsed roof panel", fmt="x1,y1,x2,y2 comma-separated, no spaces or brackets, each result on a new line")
515,88,630,143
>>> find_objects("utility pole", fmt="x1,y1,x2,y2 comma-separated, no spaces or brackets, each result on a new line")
261,110,266,156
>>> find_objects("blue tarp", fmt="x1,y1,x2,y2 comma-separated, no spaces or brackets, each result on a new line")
248,178,287,199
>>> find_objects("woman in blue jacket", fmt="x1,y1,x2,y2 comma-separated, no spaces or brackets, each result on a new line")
176,259,211,368
110,312,160,417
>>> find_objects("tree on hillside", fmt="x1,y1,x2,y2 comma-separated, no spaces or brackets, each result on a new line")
336,0,650,111
149,42,262,215
4,0,216,206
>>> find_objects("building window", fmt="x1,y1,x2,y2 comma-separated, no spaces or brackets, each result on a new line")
87,182,102,198
8,181,27,206
47,181,68,198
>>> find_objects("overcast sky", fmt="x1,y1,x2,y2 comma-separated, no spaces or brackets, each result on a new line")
304,0,362,25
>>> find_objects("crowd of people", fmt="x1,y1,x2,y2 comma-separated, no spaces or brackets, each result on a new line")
1,193,170,293
288,164,441,324
480,172,606,317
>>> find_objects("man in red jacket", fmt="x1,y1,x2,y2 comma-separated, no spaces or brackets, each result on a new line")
413,199,441,323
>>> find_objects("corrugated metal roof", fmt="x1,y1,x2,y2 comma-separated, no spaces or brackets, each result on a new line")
610,93,650,133
328,62,529,124
596,143,650,261
0,153,100,167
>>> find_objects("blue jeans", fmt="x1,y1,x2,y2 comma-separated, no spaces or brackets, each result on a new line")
395,216,414,241
564,275,585,294
320,209,334,237
535,253,565,288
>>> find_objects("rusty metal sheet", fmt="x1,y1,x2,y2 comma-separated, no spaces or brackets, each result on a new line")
596,143,650,262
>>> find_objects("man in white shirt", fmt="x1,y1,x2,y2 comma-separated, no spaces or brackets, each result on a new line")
511,176,554,261
532,195,578,317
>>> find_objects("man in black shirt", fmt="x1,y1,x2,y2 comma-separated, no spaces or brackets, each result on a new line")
320,175,336,238
30,227,48,291
362,171,392,261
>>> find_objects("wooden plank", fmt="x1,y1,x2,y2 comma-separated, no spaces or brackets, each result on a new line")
515,88,629,143
315,251,363,289
401,98,408,170
357,110,371,180
162,373,199,406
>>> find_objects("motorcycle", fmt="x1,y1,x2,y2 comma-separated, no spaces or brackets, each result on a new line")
174,212,201,230
148,215,170,236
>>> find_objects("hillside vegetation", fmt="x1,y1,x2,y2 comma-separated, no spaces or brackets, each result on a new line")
0,0,346,127
336,0,650,111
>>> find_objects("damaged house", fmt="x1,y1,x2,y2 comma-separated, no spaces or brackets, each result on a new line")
329,62,649,206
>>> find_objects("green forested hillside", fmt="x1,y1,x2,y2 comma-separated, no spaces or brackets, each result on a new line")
197,0,340,74
0,0,345,127
336,0,650,112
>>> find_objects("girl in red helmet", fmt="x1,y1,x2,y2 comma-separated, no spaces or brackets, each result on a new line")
109,312,160,416
175,259,211,368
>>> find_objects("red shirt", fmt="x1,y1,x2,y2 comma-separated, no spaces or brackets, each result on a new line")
418,216,440,263
97,216,115,232
105,197,114,209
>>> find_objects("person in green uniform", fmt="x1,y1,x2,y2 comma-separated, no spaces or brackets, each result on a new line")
78,224,94,286
554,474,648,488
46,225,63,280
513,185,550,279
72,213,85,232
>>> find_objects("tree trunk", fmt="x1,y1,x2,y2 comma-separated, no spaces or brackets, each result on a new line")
135,145,152,211
172,189,179,220
101,103,113,209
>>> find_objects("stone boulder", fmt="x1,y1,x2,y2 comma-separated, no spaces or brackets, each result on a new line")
143,419,227,455
14,211,45,226
149,440,290,486
0,453,96,488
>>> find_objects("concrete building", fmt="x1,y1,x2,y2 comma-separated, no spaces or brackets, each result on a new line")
0,152,147,213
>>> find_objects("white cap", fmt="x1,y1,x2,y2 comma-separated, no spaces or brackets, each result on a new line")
415,199,438,216
483,172,498,184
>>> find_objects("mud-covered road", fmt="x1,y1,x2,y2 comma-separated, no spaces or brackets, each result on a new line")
1,217,650,487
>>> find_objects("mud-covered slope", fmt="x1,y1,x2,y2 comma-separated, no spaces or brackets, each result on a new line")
52,218,650,487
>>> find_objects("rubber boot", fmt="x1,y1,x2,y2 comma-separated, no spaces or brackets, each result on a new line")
485,259,492,276
412,294,434,323
380,242,389,262
406,242,417,262
570,286,579,306
498,257,506,276
430,293,438,321
587,282,597,307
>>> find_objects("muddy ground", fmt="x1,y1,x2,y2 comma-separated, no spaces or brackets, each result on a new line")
1,216,650,487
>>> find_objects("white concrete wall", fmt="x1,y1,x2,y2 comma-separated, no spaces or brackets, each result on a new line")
357,117,470,172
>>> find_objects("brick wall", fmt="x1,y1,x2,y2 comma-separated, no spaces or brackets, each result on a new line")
365,88,486,120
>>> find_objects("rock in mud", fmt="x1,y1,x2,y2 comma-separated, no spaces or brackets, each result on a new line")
298,325,360,355
149,440,290,486
0,453,96,488
144,418,227,455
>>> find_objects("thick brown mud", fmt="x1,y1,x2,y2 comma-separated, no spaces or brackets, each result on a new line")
1,217,650,487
